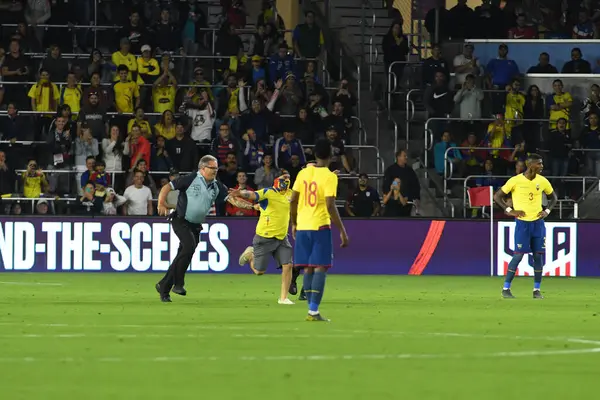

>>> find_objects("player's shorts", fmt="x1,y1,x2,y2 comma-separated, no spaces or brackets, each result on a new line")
252,234,293,272
294,227,333,269
514,218,546,254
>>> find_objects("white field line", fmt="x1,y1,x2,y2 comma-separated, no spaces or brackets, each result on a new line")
0,281,64,286
0,333,355,339
0,347,598,364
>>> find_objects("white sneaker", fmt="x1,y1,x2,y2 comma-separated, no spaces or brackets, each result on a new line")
278,298,295,305
238,246,253,266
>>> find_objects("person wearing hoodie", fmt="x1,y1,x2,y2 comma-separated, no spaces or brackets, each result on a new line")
274,129,306,170
120,10,150,55
167,120,199,173
85,48,110,83
40,44,69,83
269,42,295,85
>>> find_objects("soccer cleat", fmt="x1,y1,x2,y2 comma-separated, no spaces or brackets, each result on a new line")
278,298,295,305
298,288,306,301
238,246,254,266
289,269,300,295
502,289,515,298
156,283,172,302
172,286,187,296
533,290,544,299
306,314,330,322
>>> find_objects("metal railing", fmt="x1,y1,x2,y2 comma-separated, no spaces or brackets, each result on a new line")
387,61,422,110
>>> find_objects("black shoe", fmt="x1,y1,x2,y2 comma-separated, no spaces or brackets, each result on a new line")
172,286,187,296
289,281,298,295
533,290,544,299
160,295,172,302
298,288,306,301
502,289,515,298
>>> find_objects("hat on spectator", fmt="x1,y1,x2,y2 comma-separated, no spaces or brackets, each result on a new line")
251,55,262,62
106,188,116,196
141,44,152,53
326,124,337,132
194,67,204,74
37,199,48,207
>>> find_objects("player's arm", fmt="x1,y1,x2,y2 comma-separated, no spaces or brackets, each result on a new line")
325,174,349,247
227,188,261,209
494,177,525,218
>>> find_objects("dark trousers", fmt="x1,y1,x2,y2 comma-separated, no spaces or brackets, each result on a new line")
158,216,202,292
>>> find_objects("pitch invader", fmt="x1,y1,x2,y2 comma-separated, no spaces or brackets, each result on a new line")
228,173,298,304
494,153,558,299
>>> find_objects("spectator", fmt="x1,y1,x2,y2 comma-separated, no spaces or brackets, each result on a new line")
482,114,512,165
123,170,153,216
184,90,214,144
125,124,151,169
302,72,328,106
274,130,306,170
504,78,526,135
249,78,272,105
424,0,450,42
60,72,82,116
1,104,33,167
225,0,248,29
248,24,270,57
114,65,140,116
22,159,48,199
28,68,59,138
214,23,243,73
151,135,173,173
561,48,592,73
486,44,520,114
239,80,279,143
154,110,177,140
241,128,266,172
422,43,449,86
179,1,207,75
82,72,113,109
102,187,127,216
79,156,96,191
582,84,600,127
326,127,352,173
263,22,283,55
164,169,180,209
547,79,572,130
453,74,484,139
35,199,50,215
323,101,351,140
345,173,381,217
77,181,104,215
475,159,503,190
383,149,420,209
152,68,178,115
112,38,138,82
25,0,51,46
434,131,462,176
102,125,128,183
269,42,295,85
453,44,481,87
276,72,303,116
90,160,111,191
573,9,596,39
120,11,149,55
75,129,99,189
522,84,544,153
41,44,69,83
210,123,242,165
78,92,108,141
167,120,198,172
473,0,505,39
46,115,73,195
11,21,40,53
526,52,558,74
0,151,15,196
247,55,267,85
51,104,74,134
217,152,239,188
448,0,474,39
382,21,409,87
287,154,303,185
383,177,412,217
460,132,485,178
215,74,241,130
294,107,316,147
188,67,214,102
292,11,324,59
137,45,160,83
508,14,537,39
125,159,158,196
423,71,453,138
331,79,355,118
256,0,285,29
254,153,279,189
581,112,600,176
1,39,30,109
548,118,572,179
127,107,152,138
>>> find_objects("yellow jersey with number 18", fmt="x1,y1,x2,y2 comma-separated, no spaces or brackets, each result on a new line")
500,173,553,222
292,166,338,230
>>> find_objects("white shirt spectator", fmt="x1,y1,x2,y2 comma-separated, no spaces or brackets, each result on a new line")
123,184,152,215
102,138,129,172
187,105,214,142
453,53,481,85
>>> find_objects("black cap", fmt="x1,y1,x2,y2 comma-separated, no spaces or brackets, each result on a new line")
359,172,368,179
326,125,337,132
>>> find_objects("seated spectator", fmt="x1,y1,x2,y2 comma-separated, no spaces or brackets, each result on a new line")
125,124,151,169
460,132,486,179
125,159,158,197
152,69,178,115
383,149,420,209
151,136,173,173
154,110,176,140
254,153,279,189
137,45,160,85
35,199,51,215
276,72,303,116
526,52,558,74
345,173,381,217
184,90,214,143
249,78,272,105
274,130,306,170
188,67,214,102
434,131,462,176
127,107,152,138
247,55,267,85
302,73,328,107
102,187,127,216
83,72,113,109
114,65,140,115
112,37,137,82
561,48,591,73
28,69,59,128
581,85,600,127
476,159,504,191
211,123,242,165
383,177,412,217
74,127,99,174
256,0,285,29
225,171,259,216
41,44,69,83
547,79,572,130
78,92,108,141
215,74,242,131
1,103,33,167
294,107,316,147
2,39,31,110
123,170,153,216
46,115,74,195
91,160,111,190
77,181,104,215
241,128,266,172
22,159,48,198
0,151,15,196
573,9,596,39
581,112,600,176
84,48,110,83
79,156,96,190
323,100,352,140
508,14,537,39
121,11,149,55
217,152,239,188
167,121,198,172
505,78,525,134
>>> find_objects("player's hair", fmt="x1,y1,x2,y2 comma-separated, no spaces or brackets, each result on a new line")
527,153,543,162
314,138,332,160
198,155,217,170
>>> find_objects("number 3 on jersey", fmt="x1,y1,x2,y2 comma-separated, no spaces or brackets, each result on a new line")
303,181,318,207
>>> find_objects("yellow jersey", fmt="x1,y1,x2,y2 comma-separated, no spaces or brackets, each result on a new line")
112,51,137,81
153,86,176,114
292,166,337,230
505,92,525,127
501,173,553,222
22,172,47,198
548,92,572,129
154,123,176,140
137,57,160,83
114,81,139,113
127,118,152,138
254,188,291,240
60,86,82,115
28,82,60,113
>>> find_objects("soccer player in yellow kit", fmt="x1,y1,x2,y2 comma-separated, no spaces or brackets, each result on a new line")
229,173,296,304
290,139,349,321
494,153,558,299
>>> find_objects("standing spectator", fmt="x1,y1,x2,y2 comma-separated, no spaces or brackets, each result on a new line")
215,74,241,132
125,124,151,169
214,23,244,73
152,8,182,54
152,69,178,115
167,121,198,172
76,181,104,215
475,159,504,190
114,65,140,116
256,0,284,29
41,44,69,83
323,100,351,140
453,44,481,88
326,127,352,173
120,11,149,55
46,115,73,195
83,72,113,109
184,90,214,144
547,79,572,130
28,69,59,139
581,112,600,176
331,79,356,117
424,71,453,139
460,132,485,178
421,44,449,86
486,44,520,114
274,130,306,170
22,159,48,199
448,0,474,39
25,0,51,47
179,1,206,80
287,154,303,185
151,135,173,173
248,24,269,57
78,92,108,142
382,21,409,88
123,170,153,216
482,114,512,166
548,118,572,187
154,110,177,140
383,149,420,210
508,14,537,39
293,10,324,60
434,131,462,176
269,42,295,85
225,0,248,29
0,151,15,197
225,171,258,216
217,152,239,188
1,103,33,168
254,153,279,189
504,78,526,138
294,107,316,147
526,52,558,74
112,38,138,82
425,0,451,42
137,45,160,85
210,123,242,165
59,72,82,116
383,178,412,217
1,39,30,110
188,67,214,102
102,125,128,187
276,72,303,116
239,80,279,143
247,55,267,85
473,0,505,39
345,173,381,217
453,74,484,140
241,128,266,172
582,84,600,127
561,48,592,74
522,84,544,153
125,159,158,197
127,107,152,138
84,49,110,83
75,128,99,191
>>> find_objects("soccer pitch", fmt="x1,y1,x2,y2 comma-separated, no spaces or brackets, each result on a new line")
0,274,599,399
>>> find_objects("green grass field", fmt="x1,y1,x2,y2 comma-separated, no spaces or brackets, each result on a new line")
1,274,599,399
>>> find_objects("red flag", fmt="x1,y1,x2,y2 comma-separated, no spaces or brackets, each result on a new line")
468,186,493,207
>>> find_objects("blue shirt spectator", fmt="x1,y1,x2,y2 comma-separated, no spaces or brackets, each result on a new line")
269,44,295,84
486,44,520,87
434,132,462,175
274,131,306,169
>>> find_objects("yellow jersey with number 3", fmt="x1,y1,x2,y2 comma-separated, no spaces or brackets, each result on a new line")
500,173,553,222
292,166,338,230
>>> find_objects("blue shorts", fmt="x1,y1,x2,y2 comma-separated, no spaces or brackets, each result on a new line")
294,228,333,268
514,219,546,254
